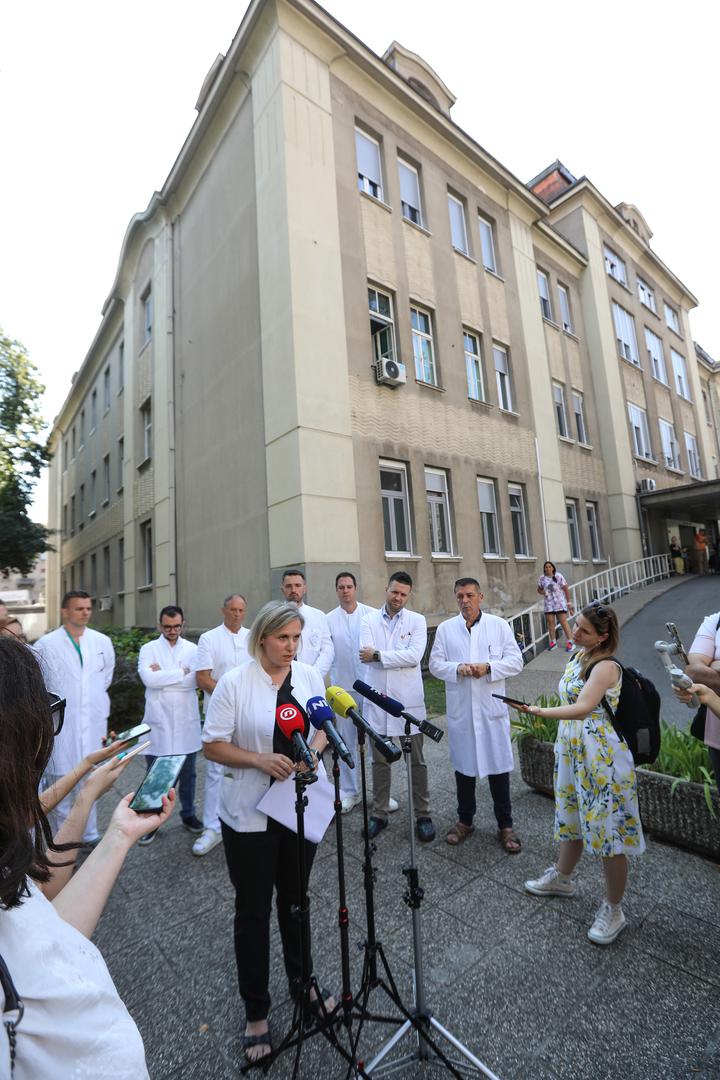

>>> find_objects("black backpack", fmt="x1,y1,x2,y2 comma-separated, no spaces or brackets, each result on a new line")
585,657,661,766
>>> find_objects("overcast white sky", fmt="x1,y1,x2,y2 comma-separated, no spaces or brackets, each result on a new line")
1,0,717,522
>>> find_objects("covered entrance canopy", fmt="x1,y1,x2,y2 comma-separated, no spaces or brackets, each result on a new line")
638,479,720,560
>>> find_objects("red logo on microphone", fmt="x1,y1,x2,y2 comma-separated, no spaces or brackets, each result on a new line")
279,705,299,722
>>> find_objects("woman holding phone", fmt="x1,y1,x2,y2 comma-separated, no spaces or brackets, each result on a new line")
537,561,574,651
202,601,331,1064
521,602,644,946
0,636,175,1079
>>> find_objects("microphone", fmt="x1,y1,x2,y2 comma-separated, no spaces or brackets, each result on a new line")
353,680,444,744
307,696,355,769
325,687,402,763
275,704,316,770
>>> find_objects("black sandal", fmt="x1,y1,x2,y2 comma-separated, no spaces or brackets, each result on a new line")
242,1030,272,1062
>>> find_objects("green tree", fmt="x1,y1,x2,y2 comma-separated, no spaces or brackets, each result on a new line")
0,328,52,577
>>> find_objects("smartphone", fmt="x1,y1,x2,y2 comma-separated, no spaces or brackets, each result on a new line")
129,754,186,813
115,740,151,763
104,723,151,747
492,692,528,709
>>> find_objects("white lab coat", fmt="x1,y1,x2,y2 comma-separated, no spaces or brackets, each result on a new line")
296,603,334,677
326,602,374,794
137,637,201,756
429,613,523,778
195,623,251,712
35,626,115,775
359,607,427,736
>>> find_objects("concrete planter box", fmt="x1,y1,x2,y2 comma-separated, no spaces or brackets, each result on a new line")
517,736,720,861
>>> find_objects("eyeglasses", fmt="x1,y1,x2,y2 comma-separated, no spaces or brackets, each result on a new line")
48,692,66,736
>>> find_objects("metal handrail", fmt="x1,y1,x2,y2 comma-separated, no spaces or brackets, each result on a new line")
507,554,673,658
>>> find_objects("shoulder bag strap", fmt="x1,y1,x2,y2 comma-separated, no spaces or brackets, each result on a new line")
0,951,23,1075
584,655,621,725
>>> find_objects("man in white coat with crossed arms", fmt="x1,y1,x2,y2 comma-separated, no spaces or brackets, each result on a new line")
429,577,523,852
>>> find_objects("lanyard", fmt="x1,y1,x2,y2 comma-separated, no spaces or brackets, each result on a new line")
64,628,83,667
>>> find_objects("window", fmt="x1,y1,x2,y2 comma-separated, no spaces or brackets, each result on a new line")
380,461,412,554
117,436,124,490
464,331,485,402
448,193,469,254
63,438,69,470
685,432,702,478
509,483,529,556
566,499,582,560
553,383,569,438
355,129,383,200
142,285,153,346
664,302,680,334
671,349,690,399
411,305,437,385
140,400,152,461
368,287,397,366
140,520,153,585
71,425,76,459
398,158,422,225
659,418,680,469
537,270,553,321
604,245,628,286
70,494,76,536
425,468,453,555
103,546,111,594
638,278,656,313
90,553,97,598
477,478,501,555
79,559,85,591
118,341,125,393
612,302,639,364
493,345,513,411
118,537,125,592
557,284,573,333
478,215,497,272
645,328,667,383
702,389,712,425
586,502,602,561
62,503,68,539
628,402,653,459
89,470,96,515
572,390,588,444
90,389,97,432
79,483,85,526
102,454,110,504
79,409,85,449
103,366,111,412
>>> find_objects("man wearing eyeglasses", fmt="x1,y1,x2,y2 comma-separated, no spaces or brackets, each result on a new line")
35,590,116,842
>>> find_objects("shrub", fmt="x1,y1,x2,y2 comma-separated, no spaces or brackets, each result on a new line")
641,722,717,817
104,627,155,735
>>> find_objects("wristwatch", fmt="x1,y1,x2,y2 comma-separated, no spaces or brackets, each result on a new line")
373,650,380,662
486,663,492,678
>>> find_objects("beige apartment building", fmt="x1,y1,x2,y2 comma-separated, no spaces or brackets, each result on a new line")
46,0,718,631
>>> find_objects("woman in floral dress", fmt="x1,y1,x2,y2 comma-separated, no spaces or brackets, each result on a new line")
522,602,644,945
537,561,574,651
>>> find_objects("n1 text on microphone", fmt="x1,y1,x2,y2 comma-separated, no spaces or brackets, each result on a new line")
325,687,402,763
275,704,317,771
306,696,355,769
352,681,444,744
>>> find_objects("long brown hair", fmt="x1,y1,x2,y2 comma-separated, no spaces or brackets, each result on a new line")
577,601,620,678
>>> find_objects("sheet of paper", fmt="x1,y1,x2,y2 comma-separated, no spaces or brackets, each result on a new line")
256,764,335,843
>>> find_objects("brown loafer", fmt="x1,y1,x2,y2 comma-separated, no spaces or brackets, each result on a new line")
445,822,474,846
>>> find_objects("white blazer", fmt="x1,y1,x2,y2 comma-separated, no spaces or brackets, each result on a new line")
137,637,201,756
359,606,427,737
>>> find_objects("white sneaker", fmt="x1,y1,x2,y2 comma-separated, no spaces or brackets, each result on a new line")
388,797,399,813
587,900,626,945
340,793,362,814
524,865,576,897
192,828,222,857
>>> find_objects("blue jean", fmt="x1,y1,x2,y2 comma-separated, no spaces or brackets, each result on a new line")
144,753,197,820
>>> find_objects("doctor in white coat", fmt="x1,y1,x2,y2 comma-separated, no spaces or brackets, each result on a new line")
281,569,334,677
429,577,523,852
359,571,434,843
137,605,201,844
35,591,115,842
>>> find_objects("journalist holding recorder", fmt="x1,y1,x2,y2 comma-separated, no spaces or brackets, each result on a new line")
202,601,331,1065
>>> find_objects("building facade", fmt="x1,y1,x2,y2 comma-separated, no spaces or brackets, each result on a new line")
46,0,717,631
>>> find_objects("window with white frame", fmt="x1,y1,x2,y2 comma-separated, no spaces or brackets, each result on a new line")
70,494,76,535
90,389,97,432
566,499,582,560
557,284,573,332
142,286,153,346
508,483,530,556
355,129,383,200
71,426,76,458
398,158,422,225
103,546,111,594
645,327,667,383
140,399,152,461
140,520,153,585
659,418,680,469
553,383,569,438
685,431,702,478
604,245,628,286
102,454,110,504
628,402,653,459
637,277,656,313
612,302,639,364
425,468,453,555
103,366,111,412
89,469,96,515
79,409,85,449
671,349,690,399
117,436,124,491
368,287,397,366
477,215,497,273
537,269,553,320
586,501,602,561
118,341,124,393
380,460,412,554
411,305,437,385
464,330,485,402
572,390,588,444
79,483,85,525
477,477,501,556
493,344,513,411
448,193,469,254
664,302,680,334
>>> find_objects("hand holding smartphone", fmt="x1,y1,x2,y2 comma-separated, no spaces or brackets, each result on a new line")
129,754,186,813
492,692,528,710
102,723,151,748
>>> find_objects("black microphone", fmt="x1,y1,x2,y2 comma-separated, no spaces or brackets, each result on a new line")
306,696,355,769
276,704,316,770
326,687,402,763
353,681,444,743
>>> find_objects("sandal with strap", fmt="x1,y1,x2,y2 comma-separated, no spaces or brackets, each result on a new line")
242,1030,272,1063
498,827,522,854
445,822,474,846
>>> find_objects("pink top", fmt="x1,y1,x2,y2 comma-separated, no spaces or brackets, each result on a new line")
689,612,720,750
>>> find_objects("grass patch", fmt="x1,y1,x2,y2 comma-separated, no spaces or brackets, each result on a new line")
423,675,446,717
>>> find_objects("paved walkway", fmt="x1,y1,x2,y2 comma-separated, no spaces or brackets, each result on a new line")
94,575,720,1079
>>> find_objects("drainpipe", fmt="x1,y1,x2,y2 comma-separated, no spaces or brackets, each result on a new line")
535,437,550,558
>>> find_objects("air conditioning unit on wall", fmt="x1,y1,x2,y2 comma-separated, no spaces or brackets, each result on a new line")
374,357,406,387
637,478,657,493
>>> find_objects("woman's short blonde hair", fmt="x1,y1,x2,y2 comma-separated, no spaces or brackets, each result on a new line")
247,601,304,661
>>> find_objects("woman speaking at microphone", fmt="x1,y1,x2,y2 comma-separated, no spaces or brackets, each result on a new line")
202,601,331,1064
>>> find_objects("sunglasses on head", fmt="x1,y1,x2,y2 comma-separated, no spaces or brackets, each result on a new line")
48,692,66,736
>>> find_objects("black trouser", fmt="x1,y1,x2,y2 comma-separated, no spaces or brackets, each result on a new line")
455,770,513,830
221,817,317,1022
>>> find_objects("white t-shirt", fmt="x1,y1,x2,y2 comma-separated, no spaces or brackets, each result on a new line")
0,882,148,1079
689,612,720,750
